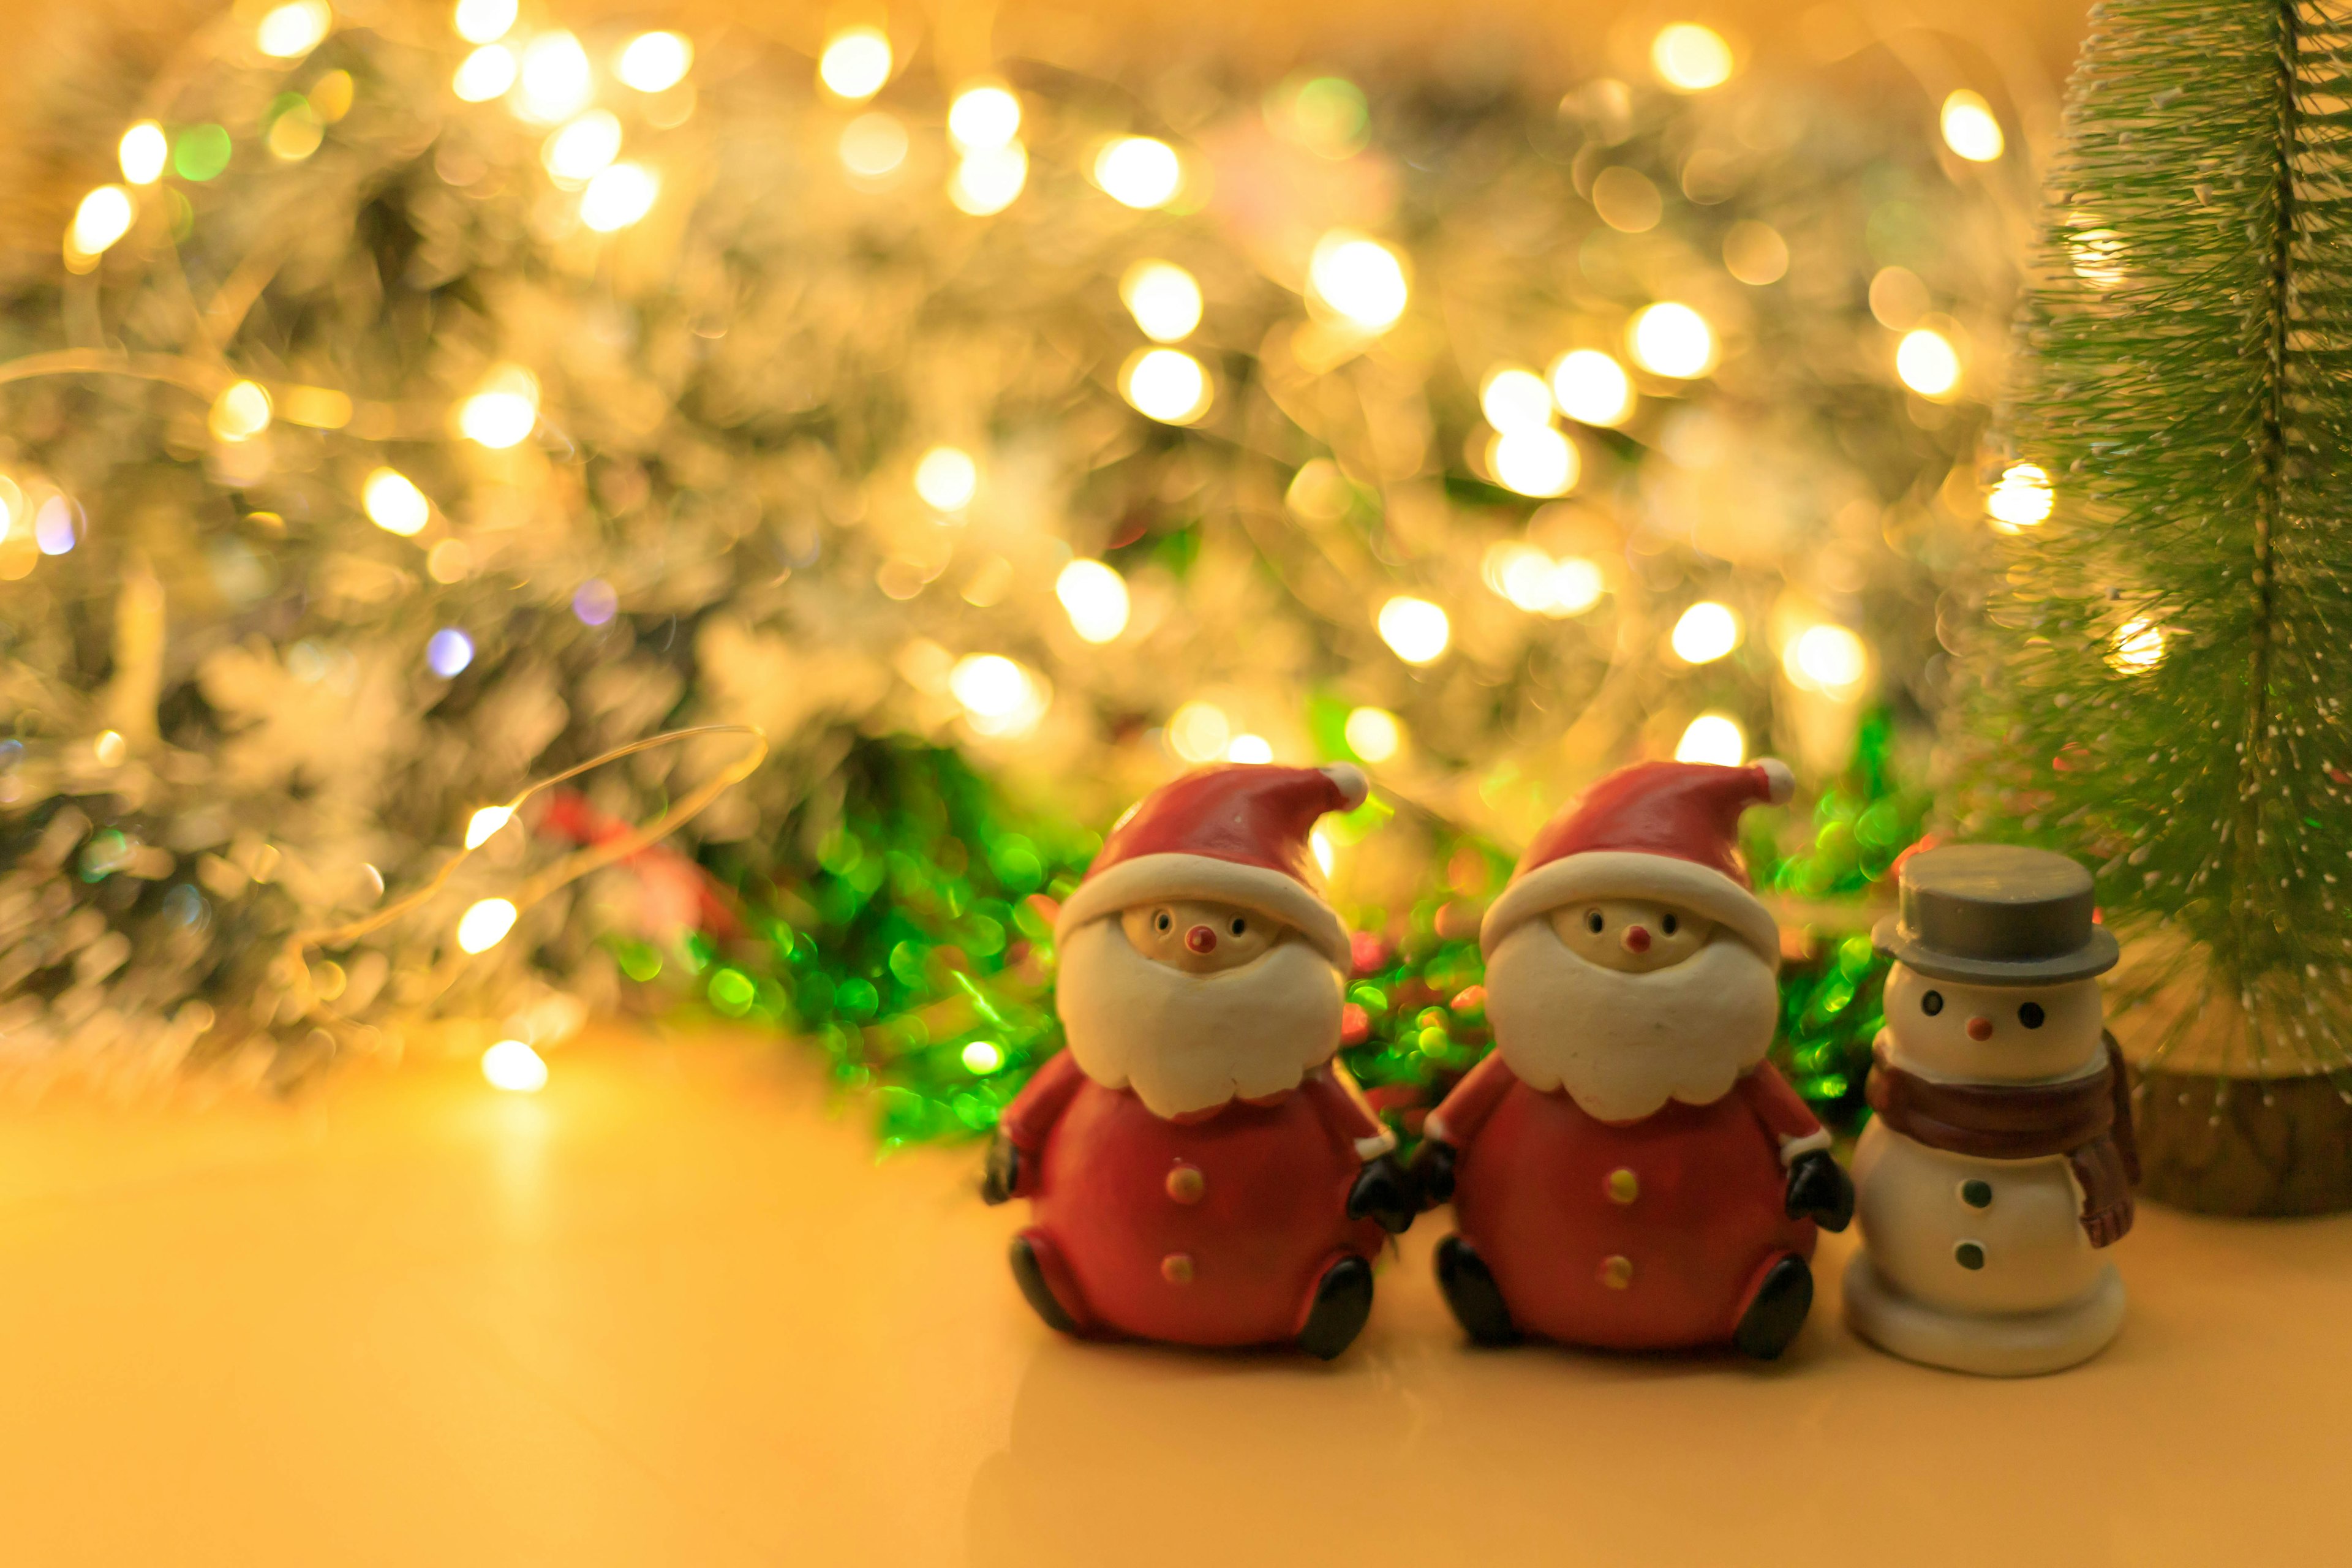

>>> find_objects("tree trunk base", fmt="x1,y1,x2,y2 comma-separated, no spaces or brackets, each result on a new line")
2129,1066,2352,1218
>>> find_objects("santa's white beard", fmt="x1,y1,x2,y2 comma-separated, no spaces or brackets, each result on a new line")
1055,918,1344,1119
1484,922,1779,1122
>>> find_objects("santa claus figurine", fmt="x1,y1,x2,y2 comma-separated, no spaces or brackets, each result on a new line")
1415,758,1854,1360
981,763,1417,1358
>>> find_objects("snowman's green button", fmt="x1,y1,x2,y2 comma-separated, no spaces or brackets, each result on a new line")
1954,1241,1986,1270
1961,1179,1993,1208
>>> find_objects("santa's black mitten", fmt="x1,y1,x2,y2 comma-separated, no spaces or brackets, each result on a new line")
1410,1139,1458,1210
1784,1148,1855,1231
1348,1155,1419,1235
980,1134,1021,1205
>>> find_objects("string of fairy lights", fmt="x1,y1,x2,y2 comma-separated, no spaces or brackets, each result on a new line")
1,0,2034,1101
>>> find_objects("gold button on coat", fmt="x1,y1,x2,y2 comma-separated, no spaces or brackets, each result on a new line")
1165,1164,1206,1204
1606,1167,1639,1204
1161,1253,1195,1284
1600,1255,1634,1290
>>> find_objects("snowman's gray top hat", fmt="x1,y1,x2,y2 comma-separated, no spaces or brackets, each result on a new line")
1872,843,2119,986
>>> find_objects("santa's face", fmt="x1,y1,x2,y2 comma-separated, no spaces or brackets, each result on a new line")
1118,899,1282,974
1549,898,1716,974
1056,906,1344,1118
1485,911,1778,1123
1882,962,2105,1084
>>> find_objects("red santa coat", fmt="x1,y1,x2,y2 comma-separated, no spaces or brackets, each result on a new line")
999,1050,1390,1346
1431,1051,1823,1349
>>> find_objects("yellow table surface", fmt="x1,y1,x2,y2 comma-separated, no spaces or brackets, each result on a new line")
0,1031,2343,1567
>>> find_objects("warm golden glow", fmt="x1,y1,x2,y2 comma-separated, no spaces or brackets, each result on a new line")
1651,24,1734,91
913,446,979,511
1672,601,1740,663
1940,91,2005,162
1785,624,1868,694
819,28,893,100
209,381,273,443
2108,618,2166,675
2069,227,2127,291
1675,713,1746,765
543,110,622,183
460,365,539,448
949,146,1027,214
452,0,516,45
465,805,515,848
363,468,431,535
453,44,518,102
1479,367,1555,434
1378,596,1450,664
839,112,910,178
456,898,519,953
118,123,168,185
1344,706,1403,763
257,1,333,59
515,32,594,124
1987,462,2056,532
950,654,1049,736
1485,542,1606,618
1055,560,1131,643
94,730,129,767
1548,350,1634,428
1167,701,1232,763
1094,137,1183,209
268,103,325,161
581,164,658,230
948,86,1022,151
1308,232,1409,333
1121,348,1211,424
1488,427,1578,498
481,1039,549,1091
1226,734,1274,764
1120,261,1204,342
616,31,693,93
1723,221,1789,285
1629,303,1715,378
70,186,135,258
1896,328,1961,398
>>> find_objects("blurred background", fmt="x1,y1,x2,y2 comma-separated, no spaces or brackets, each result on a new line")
0,0,2088,1137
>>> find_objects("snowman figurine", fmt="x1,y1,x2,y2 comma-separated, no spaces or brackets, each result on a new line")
1844,843,2140,1376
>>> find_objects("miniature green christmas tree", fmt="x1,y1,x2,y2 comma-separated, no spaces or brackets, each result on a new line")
1962,0,2352,1212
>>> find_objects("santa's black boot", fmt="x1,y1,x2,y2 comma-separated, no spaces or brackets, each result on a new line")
1732,1254,1814,1361
1008,1236,1079,1335
1435,1235,1520,1347
1297,1256,1375,1360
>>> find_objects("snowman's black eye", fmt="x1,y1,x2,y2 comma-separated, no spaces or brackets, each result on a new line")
1231,917,1247,937
1921,990,1945,1016
2019,1002,2046,1029
1586,910,1605,934
1661,913,1679,936
1155,910,1172,933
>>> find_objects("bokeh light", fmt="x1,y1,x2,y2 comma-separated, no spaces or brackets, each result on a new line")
949,654,1049,736
454,45,517,101
452,0,516,44
2108,618,2166,674
515,32,594,124
363,468,429,535
961,1040,1005,1074
1675,712,1746,765
481,1039,549,1091
456,898,519,953
1121,348,1210,424
1226,734,1274,764
948,86,1022,151
1723,221,1790,285
1651,24,1733,91
1671,601,1741,663
616,32,693,93
1940,91,2005,162
1629,303,1715,378
118,124,168,185
1479,367,1555,434
1308,232,1409,333
460,365,539,448
1378,596,1450,663
581,164,659,230
426,628,475,677
1987,462,2056,531
573,579,619,625
1167,701,1232,763
1121,261,1203,342
1896,328,1961,397
839,112,910,178
465,805,514,848
1055,560,1131,643
819,28,892,100
34,497,80,556
1095,137,1182,208
208,381,272,443
1786,624,1869,694
257,2,332,59
1344,706,1402,762
1488,427,1578,497
543,110,623,182
1549,350,1634,427
70,186,135,258
949,146,1027,215
913,447,979,512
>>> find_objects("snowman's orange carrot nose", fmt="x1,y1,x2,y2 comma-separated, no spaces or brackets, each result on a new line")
1967,1016,1994,1041
1623,925,1651,954
1186,925,1218,954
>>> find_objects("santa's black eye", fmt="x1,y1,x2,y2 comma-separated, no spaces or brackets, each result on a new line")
1231,917,1246,936
1154,911,1172,932
1921,990,1945,1016
1586,910,1605,934
2019,1002,2046,1029
1661,913,1679,936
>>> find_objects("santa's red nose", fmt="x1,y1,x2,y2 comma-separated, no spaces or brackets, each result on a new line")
1623,925,1651,954
1966,1016,1993,1041
1185,925,1218,954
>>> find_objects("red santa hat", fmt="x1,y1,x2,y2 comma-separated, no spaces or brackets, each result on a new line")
1054,763,1367,969
1479,758,1793,963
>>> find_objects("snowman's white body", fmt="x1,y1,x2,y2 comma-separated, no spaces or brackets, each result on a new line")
1843,966,2127,1376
